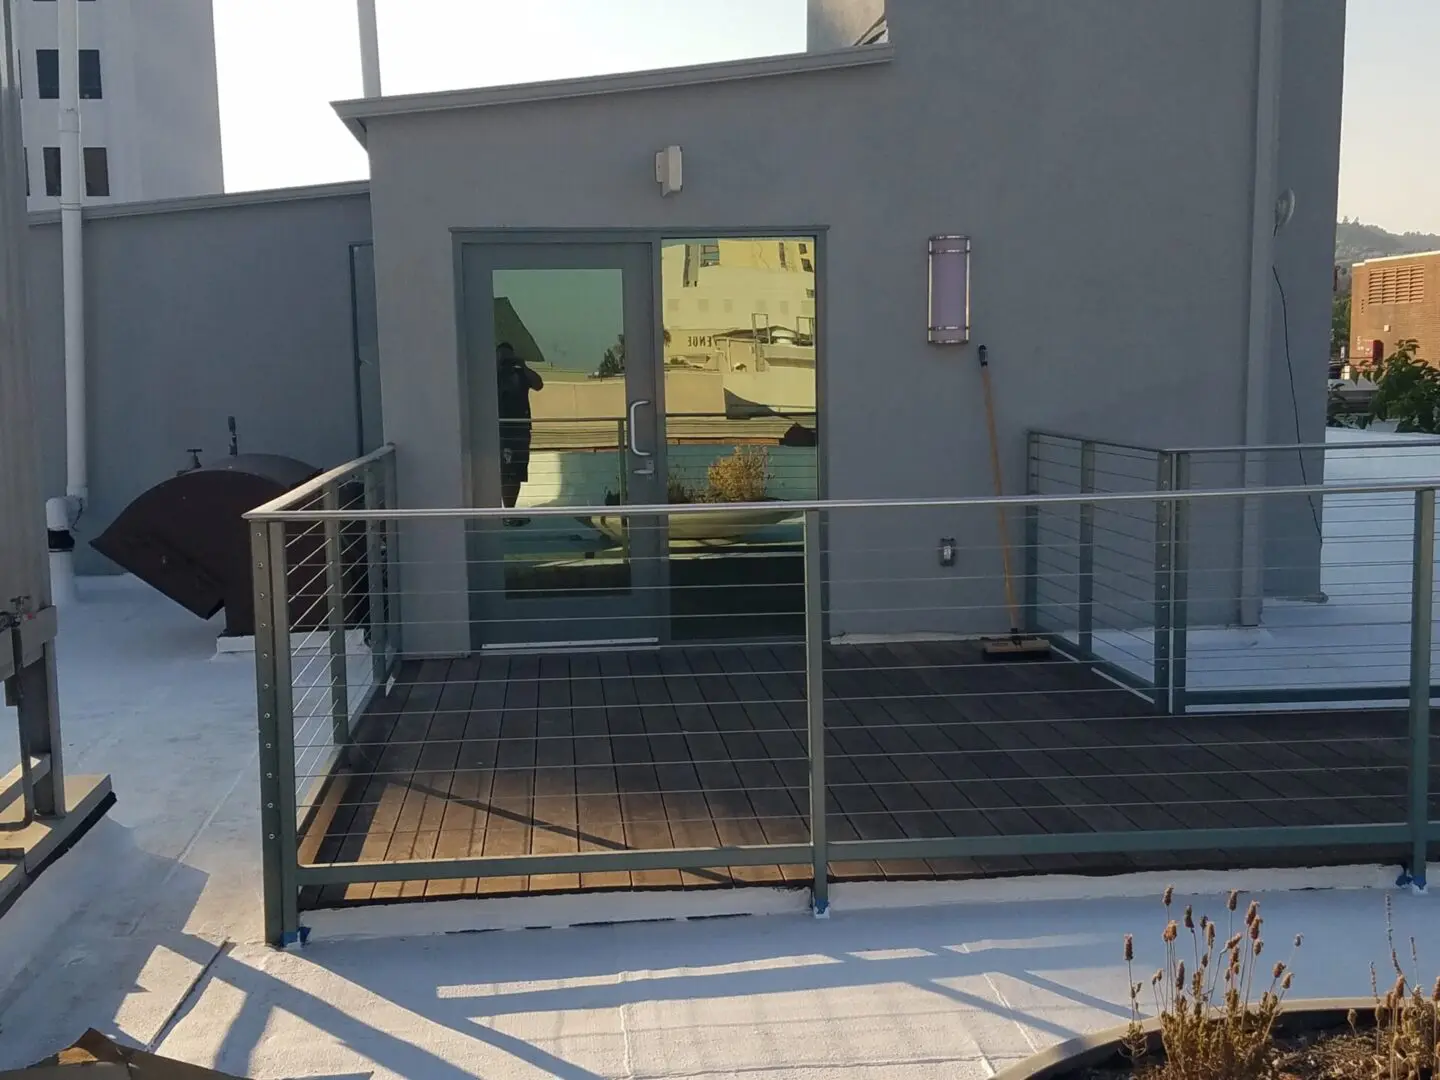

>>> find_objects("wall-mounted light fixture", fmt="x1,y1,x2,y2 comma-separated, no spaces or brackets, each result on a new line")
928,235,971,345
655,145,683,196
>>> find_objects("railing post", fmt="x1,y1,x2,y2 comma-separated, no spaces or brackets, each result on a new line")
1406,487,1435,890
6,605,64,821
1152,452,1175,712
1170,452,1191,715
803,508,829,917
383,447,403,661
1023,431,1040,633
1078,440,1096,655
267,519,302,944
252,521,299,947
363,463,386,686
617,418,629,506
323,480,350,748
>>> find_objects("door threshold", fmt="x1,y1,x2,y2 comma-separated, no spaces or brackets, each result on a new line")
480,637,661,655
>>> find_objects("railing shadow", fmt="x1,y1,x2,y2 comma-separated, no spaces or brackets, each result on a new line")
162,905,1135,1077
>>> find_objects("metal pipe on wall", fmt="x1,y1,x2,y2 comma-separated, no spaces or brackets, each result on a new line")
357,0,381,98
1238,0,1285,627
52,0,84,603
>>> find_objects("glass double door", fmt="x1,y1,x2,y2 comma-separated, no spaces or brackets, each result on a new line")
463,241,664,648
463,236,819,649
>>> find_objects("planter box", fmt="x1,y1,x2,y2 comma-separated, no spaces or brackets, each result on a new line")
993,997,1375,1080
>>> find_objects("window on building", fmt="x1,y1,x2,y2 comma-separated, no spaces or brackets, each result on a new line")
42,146,60,196
36,49,58,98
84,147,109,196
778,242,788,269
35,48,102,98
698,242,720,267
801,258,814,273
79,49,102,98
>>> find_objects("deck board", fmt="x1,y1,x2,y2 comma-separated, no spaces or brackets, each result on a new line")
298,642,1417,910
570,652,631,889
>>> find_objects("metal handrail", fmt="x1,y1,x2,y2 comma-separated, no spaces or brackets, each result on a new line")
1032,427,1440,457
248,443,396,518
246,476,1440,523
249,435,1440,944
506,410,817,422
1163,437,1440,454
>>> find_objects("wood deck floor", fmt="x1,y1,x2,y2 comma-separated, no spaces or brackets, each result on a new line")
297,642,1427,910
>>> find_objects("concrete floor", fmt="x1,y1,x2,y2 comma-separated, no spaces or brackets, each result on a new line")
2,577,1439,1078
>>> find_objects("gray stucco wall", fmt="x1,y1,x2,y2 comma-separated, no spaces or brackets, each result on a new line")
361,0,1343,651
1262,0,1346,599
26,185,373,573
1,0,49,610
807,0,885,49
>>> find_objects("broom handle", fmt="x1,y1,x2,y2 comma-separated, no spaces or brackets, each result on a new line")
979,351,1022,631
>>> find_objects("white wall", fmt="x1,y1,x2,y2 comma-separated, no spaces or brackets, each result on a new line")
15,0,221,208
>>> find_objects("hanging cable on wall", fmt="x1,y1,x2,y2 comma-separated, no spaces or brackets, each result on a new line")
1271,188,1324,544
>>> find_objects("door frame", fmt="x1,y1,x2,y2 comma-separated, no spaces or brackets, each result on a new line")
452,227,831,649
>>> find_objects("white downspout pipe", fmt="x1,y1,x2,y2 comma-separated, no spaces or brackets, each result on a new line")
357,0,381,98
1238,0,1284,627
51,0,84,605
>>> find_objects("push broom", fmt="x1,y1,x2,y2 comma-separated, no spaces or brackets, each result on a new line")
976,345,1051,660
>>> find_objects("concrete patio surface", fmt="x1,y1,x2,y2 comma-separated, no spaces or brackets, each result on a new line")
1,579,1438,1078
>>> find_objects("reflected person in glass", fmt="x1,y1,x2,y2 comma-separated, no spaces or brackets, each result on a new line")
496,341,544,526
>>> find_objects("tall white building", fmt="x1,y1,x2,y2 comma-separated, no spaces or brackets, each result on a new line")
10,0,222,209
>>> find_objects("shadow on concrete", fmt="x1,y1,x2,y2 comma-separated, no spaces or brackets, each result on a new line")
164,903,1135,1078
0,818,210,1067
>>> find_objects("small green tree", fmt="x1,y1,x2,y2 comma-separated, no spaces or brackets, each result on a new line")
1332,292,1351,358
1369,340,1440,433
597,334,625,378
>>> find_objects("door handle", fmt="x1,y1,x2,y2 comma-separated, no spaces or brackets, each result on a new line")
628,400,653,458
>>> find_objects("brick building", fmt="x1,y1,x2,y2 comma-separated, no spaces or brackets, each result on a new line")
1351,251,1439,364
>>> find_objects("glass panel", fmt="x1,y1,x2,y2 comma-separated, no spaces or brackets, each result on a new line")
660,237,818,640
491,267,632,600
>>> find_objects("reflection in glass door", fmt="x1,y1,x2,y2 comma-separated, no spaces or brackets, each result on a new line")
462,242,661,648
659,237,819,641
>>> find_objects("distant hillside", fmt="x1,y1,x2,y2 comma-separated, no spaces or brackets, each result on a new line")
1336,220,1440,266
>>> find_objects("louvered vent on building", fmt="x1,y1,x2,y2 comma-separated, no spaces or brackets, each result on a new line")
1367,265,1426,305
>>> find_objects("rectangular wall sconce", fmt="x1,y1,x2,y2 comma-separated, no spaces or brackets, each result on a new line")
655,145,683,196
928,235,971,345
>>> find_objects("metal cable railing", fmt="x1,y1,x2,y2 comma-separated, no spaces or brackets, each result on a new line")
243,441,1440,948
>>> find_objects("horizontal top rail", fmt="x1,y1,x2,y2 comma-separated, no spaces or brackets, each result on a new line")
247,443,395,518
1163,437,1440,455
505,410,818,424
246,476,1440,523
1032,427,1440,458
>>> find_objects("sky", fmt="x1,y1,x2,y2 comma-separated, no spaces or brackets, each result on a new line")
213,0,1438,235
1338,0,1440,234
